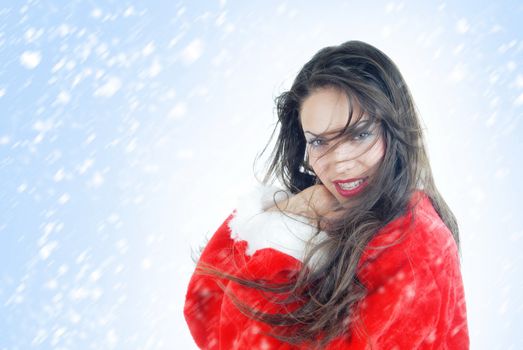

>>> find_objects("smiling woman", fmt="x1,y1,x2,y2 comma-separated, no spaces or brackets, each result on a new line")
184,40,469,349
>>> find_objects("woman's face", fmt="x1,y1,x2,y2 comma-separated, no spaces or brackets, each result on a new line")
300,87,385,203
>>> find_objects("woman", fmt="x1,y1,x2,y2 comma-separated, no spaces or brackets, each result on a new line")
184,40,469,349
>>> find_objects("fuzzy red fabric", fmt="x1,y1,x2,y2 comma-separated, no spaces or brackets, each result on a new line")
184,189,469,349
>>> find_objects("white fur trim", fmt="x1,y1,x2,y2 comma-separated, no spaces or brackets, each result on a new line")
228,183,328,269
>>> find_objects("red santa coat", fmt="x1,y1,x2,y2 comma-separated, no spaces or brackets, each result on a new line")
184,184,469,349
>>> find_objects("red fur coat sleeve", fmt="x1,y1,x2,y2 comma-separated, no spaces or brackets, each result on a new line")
183,185,469,349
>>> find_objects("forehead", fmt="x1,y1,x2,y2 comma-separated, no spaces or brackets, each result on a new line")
299,87,365,135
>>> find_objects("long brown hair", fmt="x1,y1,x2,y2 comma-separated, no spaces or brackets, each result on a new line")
196,40,460,349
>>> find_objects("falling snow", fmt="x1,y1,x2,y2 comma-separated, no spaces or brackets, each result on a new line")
0,1,521,349
20,50,42,69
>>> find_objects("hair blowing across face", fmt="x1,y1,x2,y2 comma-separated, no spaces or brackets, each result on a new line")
198,40,461,349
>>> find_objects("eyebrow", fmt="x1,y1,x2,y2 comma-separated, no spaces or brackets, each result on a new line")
304,118,371,138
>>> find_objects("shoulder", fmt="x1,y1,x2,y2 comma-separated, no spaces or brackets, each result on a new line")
357,190,461,290
353,191,469,345
408,190,460,271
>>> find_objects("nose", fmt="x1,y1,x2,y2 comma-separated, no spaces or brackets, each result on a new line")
329,141,357,173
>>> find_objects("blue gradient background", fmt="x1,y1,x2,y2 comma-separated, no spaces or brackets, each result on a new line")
0,1,521,349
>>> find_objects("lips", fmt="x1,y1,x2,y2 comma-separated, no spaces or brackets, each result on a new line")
333,177,369,197
333,177,367,184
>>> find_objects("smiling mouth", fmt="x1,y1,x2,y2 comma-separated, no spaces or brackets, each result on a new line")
333,177,369,197
338,179,365,190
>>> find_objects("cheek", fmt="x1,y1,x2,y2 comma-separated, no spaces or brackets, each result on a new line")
309,153,328,176
367,138,386,166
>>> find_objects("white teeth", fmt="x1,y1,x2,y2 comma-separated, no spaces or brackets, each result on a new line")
339,179,364,190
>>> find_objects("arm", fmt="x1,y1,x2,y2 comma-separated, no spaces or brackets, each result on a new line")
183,211,244,350
184,183,319,349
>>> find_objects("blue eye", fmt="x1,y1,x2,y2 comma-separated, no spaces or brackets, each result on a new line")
308,138,326,148
308,130,373,148
353,131,372,141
